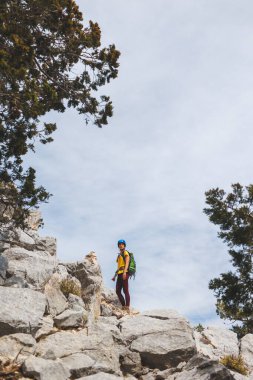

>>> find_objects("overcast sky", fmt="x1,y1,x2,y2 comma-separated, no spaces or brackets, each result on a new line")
27,0,253,326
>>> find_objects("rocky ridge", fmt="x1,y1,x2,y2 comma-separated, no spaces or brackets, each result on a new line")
0,213,252,380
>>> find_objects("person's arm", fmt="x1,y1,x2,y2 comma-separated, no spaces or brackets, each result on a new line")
123,255,130,280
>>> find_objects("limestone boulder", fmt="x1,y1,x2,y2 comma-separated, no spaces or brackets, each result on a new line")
101,285,121,307
35,327,121,375
68,293,86,310
194,326,239,360
240,334,253,373
34,236,57,256
0,333,36,363
120,310,196,370
119,347,142,376
3,275,28,288
60,353,95,378
78,374,123,380
65,252,103,319
166,355,235,380
0,287,46,336
44,278,68,317
35,316,55,340
26,210,42,231
12,228,36,250
54,309,87,328
0,254,8,284
22,356,70,380
2,247,57,288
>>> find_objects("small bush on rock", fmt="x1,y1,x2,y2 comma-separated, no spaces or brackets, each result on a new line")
0,358,22,379
194,323,204,333
60,278,81,297
220,355,248,375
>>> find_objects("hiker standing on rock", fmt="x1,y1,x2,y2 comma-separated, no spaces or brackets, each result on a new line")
112,239,130,311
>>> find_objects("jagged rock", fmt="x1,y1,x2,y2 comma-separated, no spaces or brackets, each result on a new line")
0,333,36,363
35,316,55,340
240,334,253,373
140,373,156,380
26,210,42,231
155,367,178,379
65,252,103,319
22,356,70,380
101,286,121,306
2,247,57,288
120,310,196,370
0,254,8,284
166,355,235,379
34,236,57,256
44,276,68,317
119,347,142,376
55,263,69,278
35,328,121,375
101,302,114,317
0,287,46,336
78,374,123,380
194,326,239,360
60,353,95,378
12,228,36,250
90,317,122,345
54,309,87,328
230,372,249,380
68,293,86,310
3,274,29,288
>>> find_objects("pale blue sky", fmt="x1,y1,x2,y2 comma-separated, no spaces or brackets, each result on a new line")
26,0,253,326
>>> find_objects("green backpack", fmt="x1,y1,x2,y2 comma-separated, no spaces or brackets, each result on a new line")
121,251,136,279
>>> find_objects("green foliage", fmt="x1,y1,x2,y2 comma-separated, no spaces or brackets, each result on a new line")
220,355,248,375
60,278,81,297
194,323,204,333
204,184,253,337
0,0,120,229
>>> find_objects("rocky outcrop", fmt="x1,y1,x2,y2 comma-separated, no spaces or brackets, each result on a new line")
65,252,102,319
0,217,253,379
0,287,46,336
120,310,196,370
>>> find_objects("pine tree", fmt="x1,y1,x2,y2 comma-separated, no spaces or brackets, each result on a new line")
0,0,120,229
204,183,253,337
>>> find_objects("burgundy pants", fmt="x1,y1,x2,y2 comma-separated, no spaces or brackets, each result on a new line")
116,273,130,307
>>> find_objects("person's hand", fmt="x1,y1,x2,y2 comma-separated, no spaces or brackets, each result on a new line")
123,273,127,280
111,276,116,281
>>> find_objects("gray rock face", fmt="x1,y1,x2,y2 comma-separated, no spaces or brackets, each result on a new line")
22,356,70,380
35,316,55,340
3,274,28,288
0,255,8,284
119,348,142,376
78,374,123,380
166,355,235,379
120,310,196,370
60,353,95,378
54,309,87,328
2,247,57,288
12,228,36,250
34,236,57,256
65,252,103,319
0,287,46,336
44,280,68,317
240,334,253,372
26,210,42,231
0,333,36,363
68,293,86,310
35,327,121,375
194,327,239,361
